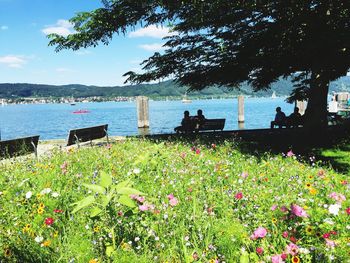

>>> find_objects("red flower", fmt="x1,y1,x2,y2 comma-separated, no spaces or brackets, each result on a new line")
330,230,337,235
235,192,243,200
53,209,63,213
211,143,216,149
290,236,297,243
282,231,289,238
45,217,54,226
323,233,330,239
256,247,264,255
281,254,287,260
346,207,350,215
195,149,200,154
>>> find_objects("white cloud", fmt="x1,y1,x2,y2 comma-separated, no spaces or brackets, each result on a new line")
0,55,27,68
42,19,75,37
129,25,176,39
1,25,8,30
56,67,74,73
139,43,165,52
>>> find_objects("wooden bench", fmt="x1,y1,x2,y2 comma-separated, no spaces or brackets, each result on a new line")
198,119,226,132
67,124,109,147
0,135,40,159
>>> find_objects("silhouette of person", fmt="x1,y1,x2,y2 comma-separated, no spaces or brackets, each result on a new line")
287,107,302,128
174,110,195,133
270,107,286,128
194,109,206,129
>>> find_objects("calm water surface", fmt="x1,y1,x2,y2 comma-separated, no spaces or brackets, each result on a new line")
0,98,294,140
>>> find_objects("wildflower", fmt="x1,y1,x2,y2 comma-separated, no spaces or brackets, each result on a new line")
211,143,216,149
250,227,267,240
241,172,249,178
93,226,100,232
53,209,63,213
305,182,312,189
271,254,283,263
23,224,31,232
309,188,317,195
39,203,45,209
291,256,300,263
291,204,308,218
41,240,51,247
37,208,44,214
286,243,299,256
89,259,99,263
272,218,277,224
36,193,42,199
282,231,289,238
328,204,341,216
44,217,54,226
25,191,32,199
35,236,44,243
305,226,314,235
235,192,243,200
40,188,52,195
286,150,294,157
195,148,200,154
323,233,330,239
51,192,60,198
325,239,336,248
329,192,346,204
139,204,149,211
4,248,11,258
271,204,278,211
346,207,350,215
256,247,263,255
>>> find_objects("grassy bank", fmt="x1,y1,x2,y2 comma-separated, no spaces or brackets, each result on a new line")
0,138,349,262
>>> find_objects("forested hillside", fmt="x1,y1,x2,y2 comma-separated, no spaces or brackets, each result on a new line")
0,77,349,99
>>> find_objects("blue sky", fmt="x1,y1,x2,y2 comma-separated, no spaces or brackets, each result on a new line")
0,0,172,86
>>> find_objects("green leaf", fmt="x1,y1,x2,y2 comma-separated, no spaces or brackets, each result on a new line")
118,195,136,208
83,183,105,194
90,207,102,217
100,171,113,188
117,187,145,196
105,246,115,257
240,251,249,263
72,195,95,213
112,179,131,191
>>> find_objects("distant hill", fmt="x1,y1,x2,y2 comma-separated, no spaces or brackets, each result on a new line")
0,77,349,99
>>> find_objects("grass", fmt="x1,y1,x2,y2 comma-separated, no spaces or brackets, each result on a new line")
0,138,349,262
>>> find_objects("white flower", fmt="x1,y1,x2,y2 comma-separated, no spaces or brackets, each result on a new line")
299,248,310,254
40,188,52,195
51,192,60,198
133,168,140,174
328,204,341,216
35,236,44,243
324,218,335,225
135,237,140,242
25,191,33,199
85,225,89,229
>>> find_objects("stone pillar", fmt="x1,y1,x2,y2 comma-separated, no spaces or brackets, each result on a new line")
296,100,306,115
136,96,149,128
238,95,244,123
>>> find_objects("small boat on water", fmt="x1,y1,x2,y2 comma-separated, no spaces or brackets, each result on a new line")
271,91,277,99
73,109,90,114
182,93,192,103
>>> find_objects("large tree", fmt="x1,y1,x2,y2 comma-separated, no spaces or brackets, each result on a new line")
49,1,350,129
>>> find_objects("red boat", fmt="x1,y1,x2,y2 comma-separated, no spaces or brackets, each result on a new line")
73,109,90,114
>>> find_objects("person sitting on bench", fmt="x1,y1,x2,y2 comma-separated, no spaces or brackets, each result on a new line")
270,107,286,128
193,109,206,129
174,110,195,133
286,107,302,128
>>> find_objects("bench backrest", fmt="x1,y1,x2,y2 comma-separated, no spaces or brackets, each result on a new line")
200,119,226,131
67,124,108,146
0,135,40,158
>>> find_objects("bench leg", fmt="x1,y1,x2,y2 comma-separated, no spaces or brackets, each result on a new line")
105,129,110,145
74,134,80,148
31,141,38,159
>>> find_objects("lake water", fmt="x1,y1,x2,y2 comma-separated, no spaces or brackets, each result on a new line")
0,98,295,140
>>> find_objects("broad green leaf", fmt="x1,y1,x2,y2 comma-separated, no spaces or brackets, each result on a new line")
83,183,105,194
240,252,249,263
72,195,95,213
101,190,115,208
105,246,115,257
118,195,136,208
100,171,112,188
112,179,131,191
90,207,102,217
117,187,145,196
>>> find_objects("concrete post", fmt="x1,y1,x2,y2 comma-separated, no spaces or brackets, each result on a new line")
136,96,150,128
238,95,244,123
296,100,306,115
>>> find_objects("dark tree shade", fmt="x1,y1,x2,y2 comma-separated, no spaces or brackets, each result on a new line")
48,1,350,128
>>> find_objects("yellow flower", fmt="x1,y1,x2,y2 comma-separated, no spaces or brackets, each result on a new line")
42,240,51,247
121,242,131,251
4,248,11,257
305,182,312,189
39,203,45,209
93,226,100,233
36,193,42,199
272,218,277,224
37,208,44,214
53,231,59,238
291,255,300,263
23,224,31,233
309,188,317,195
305,226,314,235
308,175,313,180
89,259,99,263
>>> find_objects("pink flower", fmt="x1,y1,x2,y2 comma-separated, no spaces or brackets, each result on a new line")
346,207,350,215
139,204,149,211
235,192,243,200
250,227,267,240
271,204,278,211
280,206,288,212
271,254,284,263
169,197,179,207
211,143,216,149
167,194,175,200
323,233,330,239
282,231,289,238
195,149,200,154
241,172,249,178
325,239,336,248
256,247,264,255
291,204,308,218
180,152,187,158
286,242,299,256
328,192,346,204
286,150,294,157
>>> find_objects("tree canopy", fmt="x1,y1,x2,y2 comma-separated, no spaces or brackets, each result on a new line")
49,1,350,128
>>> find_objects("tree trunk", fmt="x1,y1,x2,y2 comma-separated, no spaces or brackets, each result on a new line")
303,72,329,130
